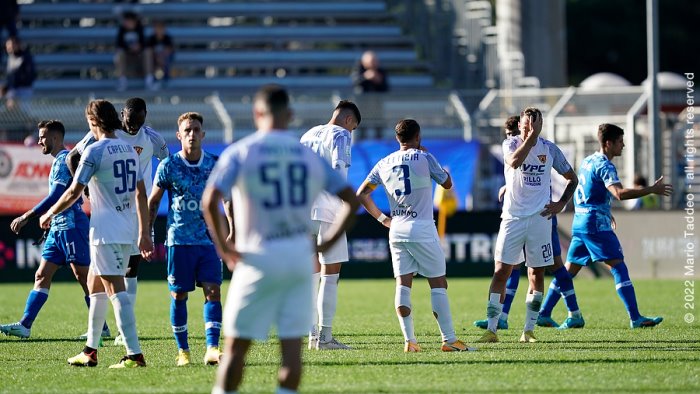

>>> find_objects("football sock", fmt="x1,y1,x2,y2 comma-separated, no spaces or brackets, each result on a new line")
85,295,110,333
486,292,503,333
309,272,320,338
111,291,142,355
430,288,457,343
539,279,561,317
204,300,222,348
211,387,237,394
86,292,109,349
395,285,415,342
19,288,49,329
125,277,138,307
502,268,520,316
276,387,297,394
610,263,641,321
524,291,543,332
553,266,581,316
171,297,188,350
318,273,339,342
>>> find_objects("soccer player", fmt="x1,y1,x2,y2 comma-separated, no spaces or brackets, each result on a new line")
39,100,153,368
356,119,473,353
67,97,168,344
538,123,672,328
299,100,361,350
147,112,224,366
0,120,100,339
205,85,359,394
478,107,578,344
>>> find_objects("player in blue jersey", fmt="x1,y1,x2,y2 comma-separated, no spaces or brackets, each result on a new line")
539,123,672,328
0,120,100,339
40,100,153,368
205,85,359,394
147,112,224,366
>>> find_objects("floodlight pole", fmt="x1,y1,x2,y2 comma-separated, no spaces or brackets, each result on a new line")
646,0,661,183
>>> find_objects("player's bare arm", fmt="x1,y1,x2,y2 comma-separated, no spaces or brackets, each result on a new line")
541,168,578,218
66,147,81,176
224,199,235,245
202,187,240,270
136,180,154,260
147,184,165,234
441,170,453,190
356,180,391,228
39,181,86,229
606,175,673,201
505,114,542,169
317,186,359,253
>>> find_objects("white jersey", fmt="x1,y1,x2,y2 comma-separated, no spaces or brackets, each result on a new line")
366,148,448,242
207,130,348,253
501,136,571,219
300,124,352,223
75,137,143,245
76,126,169,194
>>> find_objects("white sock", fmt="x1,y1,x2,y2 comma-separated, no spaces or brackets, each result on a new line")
524,291,543,332
125,277,138,308
430,288,456,343
110,291,142,355
486,292,503,333
309,272,320,339
318,273,339,342
276,387,297,394
395,285,415,342
211,387,238,394
87,292,109,349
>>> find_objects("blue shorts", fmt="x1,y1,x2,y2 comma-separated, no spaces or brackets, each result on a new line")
167,245,222,293
551,215,561,257
42,227,90,266
566,231,624,266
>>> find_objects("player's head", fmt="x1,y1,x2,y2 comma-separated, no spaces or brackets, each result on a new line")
597,123,625,157
395,119,421,146
85,100,121,136
122,97,148,134
253,84,292,131
518,107,542,135
504,115,520,137
36,120,65,155
332,100,361,131
177,112,205,151
633,174,648,188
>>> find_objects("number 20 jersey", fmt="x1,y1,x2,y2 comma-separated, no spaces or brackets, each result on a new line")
75,138,143,245
207,131,347,254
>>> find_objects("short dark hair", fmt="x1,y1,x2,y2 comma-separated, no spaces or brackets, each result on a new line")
520,107,542,122
597,123,624,146
177,112,203,127
124,97,147,113
335,100,361,125
633,175,648,187
85,100,121,133
254,84,290,116
505,115,520,135
395,119,420,143
37,120,65,137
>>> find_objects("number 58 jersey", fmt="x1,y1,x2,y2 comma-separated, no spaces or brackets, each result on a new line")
75,138,143,245
207,131,347,253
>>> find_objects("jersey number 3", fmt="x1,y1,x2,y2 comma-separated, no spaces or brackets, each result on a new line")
260,162,308,208
392,164,412,196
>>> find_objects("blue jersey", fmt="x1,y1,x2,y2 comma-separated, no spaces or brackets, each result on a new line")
572,152,620,234
50,150,87,231
155,151,218,246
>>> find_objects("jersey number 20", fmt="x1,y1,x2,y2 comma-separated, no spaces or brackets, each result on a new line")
260,162,308,208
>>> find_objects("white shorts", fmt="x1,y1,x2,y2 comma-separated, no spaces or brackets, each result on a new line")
90,244,132,276
312,220,349,264
223,239,314,340
494,215,553,268
389,240,446,278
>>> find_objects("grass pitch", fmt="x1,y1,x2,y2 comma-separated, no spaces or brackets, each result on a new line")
0,278,698,393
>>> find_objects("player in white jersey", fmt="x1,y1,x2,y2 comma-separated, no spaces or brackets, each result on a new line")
299,100,361,350
67,97,169,344
478,107,579,344
205,85,360,394
357,119,473,353
39,100,153,368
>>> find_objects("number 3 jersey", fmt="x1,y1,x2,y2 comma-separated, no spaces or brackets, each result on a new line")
501,136,571,219
365,149,448,243
207,130,348,253
75,138,143,245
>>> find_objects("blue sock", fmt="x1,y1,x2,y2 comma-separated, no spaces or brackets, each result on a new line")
610,263,640,321
553,266,580,313
502,268,520,315
203,301,222,348
171,297,189,350
539,279,561,317
19,289,49,329
85,295,110,332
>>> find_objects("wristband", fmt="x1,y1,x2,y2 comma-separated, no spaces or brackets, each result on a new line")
377,213,388,222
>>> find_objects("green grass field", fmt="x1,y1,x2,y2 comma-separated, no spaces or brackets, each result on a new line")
1,278,698,393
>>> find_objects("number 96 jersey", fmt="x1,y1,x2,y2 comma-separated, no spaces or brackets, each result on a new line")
75,138,143,245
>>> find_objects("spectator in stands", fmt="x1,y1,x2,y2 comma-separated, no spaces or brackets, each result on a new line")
351,51,389,140
147,20,175,86
0,0,19,42
114,11,155,91
628,175,660,210
1,36,36,110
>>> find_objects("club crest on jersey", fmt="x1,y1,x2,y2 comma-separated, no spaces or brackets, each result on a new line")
134,146,143,155
538,155,547,164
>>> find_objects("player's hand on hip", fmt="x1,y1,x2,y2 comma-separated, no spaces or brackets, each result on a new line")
540,200,563,219
652,176,673,196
